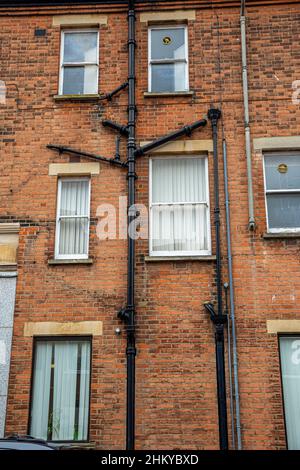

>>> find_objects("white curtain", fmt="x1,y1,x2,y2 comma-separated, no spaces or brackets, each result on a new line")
52,342,78,441
59,179,89,256
78,342,91,440
151,158,208,252
31,340,90,441
280,337,300,449
30,343,52,439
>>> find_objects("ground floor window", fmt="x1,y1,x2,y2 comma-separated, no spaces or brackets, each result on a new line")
30,337,91,442
279,335,300,449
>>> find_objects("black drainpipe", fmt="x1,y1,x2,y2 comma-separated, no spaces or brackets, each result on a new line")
205,108,228,450
118,0,137,451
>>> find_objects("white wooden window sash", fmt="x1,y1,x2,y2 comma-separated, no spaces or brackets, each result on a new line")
55,177,91,260
148,25,189,93
263,152,300,233
59,29,99,96
149,156,211,257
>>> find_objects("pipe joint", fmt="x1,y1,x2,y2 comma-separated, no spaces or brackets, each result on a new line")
248,219,256,231
208,108,221,126
102,119,129,136
126,345,136,356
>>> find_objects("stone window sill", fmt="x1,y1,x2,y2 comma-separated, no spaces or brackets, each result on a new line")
144,255,216,262
263,232,300,239
48,258,93,265
53,94,101,102
144,91,194,98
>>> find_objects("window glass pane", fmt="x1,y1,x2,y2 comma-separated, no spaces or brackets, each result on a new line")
63,32,98,63
151,62,186,92
280,337,300,449
30,343,52,440
267,193,300,229
152,204,208,252
59,218,89,256
63,66,98,95
152,158,206,203
265,154,300,190
83,65,98,94
151,28,185,60
63,67,84,95
60,180,89,217
30,340,91,442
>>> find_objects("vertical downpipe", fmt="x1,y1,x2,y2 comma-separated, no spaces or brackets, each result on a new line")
241,0,255,230
208,108,228,451
223,138,242,449
126,0,136,451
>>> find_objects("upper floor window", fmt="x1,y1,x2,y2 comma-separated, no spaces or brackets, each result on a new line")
264,152,300,232
149,156,210,256
279,336,300,449
30,338,91,441
55,177,91,260
59,30,99,96
148,26,189,93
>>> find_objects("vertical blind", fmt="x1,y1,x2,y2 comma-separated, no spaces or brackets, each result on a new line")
57,178,90,258
151,157,209,254
30,340,91,441
280,336,300,449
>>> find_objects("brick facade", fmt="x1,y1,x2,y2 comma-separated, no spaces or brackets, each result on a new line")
0,0,299,449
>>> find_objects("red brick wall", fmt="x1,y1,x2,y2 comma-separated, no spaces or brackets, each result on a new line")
1,1,300,449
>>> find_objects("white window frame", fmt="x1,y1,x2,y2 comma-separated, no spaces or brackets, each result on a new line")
55,177,91,260
279,335,300,450
263,151,300,233
59,29,99,96
148,25,189,93
149,155,211,257
30,336,91,442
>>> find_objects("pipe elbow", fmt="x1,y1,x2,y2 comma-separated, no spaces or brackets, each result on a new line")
248,219,256,231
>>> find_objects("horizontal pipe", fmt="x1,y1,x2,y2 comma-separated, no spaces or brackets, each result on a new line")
102,119,129,136
135,118,207,157
46,144,128,168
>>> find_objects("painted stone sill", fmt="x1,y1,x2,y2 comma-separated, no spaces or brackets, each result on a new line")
144,255,216,262
263,232,300,239
53,94,101,101
48,258,94,265
144,91,194,98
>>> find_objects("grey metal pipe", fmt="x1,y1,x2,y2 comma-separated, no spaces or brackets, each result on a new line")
241,0,255,230
223,138,242,449
224,283,235,449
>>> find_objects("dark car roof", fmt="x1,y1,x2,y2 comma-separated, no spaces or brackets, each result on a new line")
0,435,56,451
